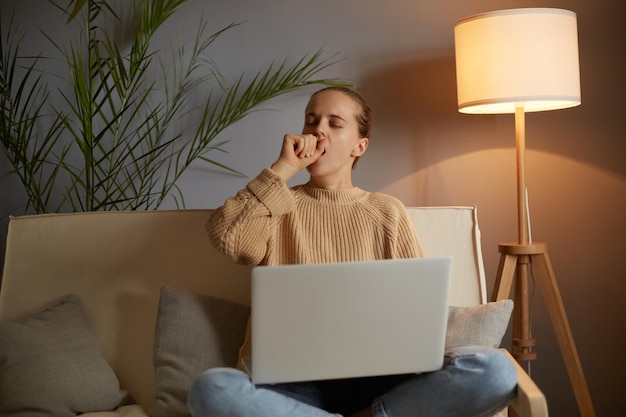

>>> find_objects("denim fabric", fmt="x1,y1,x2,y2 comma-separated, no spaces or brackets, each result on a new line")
187,346,517,417
372,346,517,417
261,373,414,416
187,367,341,417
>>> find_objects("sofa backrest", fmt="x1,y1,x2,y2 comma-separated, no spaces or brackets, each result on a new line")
0,206,486,410
407,206,487,307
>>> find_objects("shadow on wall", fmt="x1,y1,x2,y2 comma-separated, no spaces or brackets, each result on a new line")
361,54,459,123
356,54,512,193
355,53,626,193
354,51,626,417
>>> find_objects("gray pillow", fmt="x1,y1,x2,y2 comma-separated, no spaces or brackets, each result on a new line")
446,300,514,349
0,294,129,417
150,287,250,417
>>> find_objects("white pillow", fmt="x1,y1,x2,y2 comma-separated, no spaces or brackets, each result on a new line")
446,300,513,349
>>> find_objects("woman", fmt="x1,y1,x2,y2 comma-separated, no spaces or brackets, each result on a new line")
188,86,516,417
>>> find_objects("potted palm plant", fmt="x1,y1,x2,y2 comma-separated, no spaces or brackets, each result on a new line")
0,0,347,213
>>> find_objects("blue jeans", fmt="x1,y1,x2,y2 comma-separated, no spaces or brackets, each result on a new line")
187,346,517,417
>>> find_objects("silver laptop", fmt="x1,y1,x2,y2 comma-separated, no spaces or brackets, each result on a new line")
246,256,452,384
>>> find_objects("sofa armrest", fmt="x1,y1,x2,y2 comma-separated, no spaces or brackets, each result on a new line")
500,349,548,417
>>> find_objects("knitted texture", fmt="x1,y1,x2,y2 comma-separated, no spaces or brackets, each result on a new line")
207,168,424,266
206,168,425,367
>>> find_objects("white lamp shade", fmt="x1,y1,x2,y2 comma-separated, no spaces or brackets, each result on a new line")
454,8,581,114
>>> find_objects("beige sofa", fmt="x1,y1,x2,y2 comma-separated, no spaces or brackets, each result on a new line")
0,207,547,417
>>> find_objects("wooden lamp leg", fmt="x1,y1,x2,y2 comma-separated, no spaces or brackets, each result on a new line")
531,252,595,417
492,243,596,417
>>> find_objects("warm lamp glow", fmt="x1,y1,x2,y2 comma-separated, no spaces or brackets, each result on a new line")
454,8,581,114
453,8,596,417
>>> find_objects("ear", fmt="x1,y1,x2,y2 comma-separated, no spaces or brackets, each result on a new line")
351,137,369,157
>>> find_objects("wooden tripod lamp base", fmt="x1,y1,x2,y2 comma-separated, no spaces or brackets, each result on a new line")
454,8,591,416
492,242,596,417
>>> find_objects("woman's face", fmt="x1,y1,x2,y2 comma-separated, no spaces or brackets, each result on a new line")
301,90,368,178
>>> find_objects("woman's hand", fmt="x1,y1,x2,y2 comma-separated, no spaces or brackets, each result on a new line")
270,134,325,181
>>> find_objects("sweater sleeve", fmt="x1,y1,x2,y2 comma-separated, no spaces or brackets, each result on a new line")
206,168,295,265
368,192,424,259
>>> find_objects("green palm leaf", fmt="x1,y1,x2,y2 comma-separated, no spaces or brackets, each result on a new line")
1,0,350,214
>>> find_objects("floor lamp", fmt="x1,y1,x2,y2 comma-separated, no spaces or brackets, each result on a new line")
454,8,595,417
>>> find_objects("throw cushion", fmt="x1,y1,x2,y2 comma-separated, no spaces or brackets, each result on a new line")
150,287,250,417
446,299,513,349
0,294,129,417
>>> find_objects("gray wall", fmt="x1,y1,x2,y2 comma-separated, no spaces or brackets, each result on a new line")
2,1,625,416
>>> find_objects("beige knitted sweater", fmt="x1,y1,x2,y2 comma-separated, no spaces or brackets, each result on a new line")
206,168,424,368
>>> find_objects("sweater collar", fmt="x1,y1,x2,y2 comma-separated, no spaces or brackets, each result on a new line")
295,184,370,205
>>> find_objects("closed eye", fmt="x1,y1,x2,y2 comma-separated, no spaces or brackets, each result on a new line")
329,115,346,128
